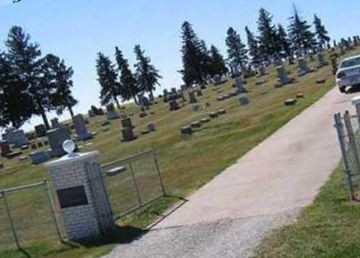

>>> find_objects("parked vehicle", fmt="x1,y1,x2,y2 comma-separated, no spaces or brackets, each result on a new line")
336,55,360,93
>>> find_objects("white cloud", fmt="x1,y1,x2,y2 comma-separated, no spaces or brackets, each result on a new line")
0,0,14,7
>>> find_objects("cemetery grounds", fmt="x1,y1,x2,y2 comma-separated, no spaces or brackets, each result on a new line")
1,47,360,258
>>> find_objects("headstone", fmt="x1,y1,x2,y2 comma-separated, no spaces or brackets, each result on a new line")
200,118,210,123
208,112,218,119
235,78,247,93
316,78,326,84
0,141,11,157
51,118,61,129
47,127,71,157
188,91,197,104
296,93,304,98
275,65,293,87
45,145,115,241
180,126,192,135
169,100,180,111
192,104,200,112
147,123,156,132
121,127,136,142
6,151,22,159
163,89,169,103
88,109,96,118
191,121,201,128
217,109,226,115
239,95,250,106
3,128,29,148
73,114,93,141
316,52,327,68
29,151,50,165
258,65,266,76
284,98,297,106
106,103,120,120
121,118,133,129
297,58,313,76
34,124,47,138
196,89,203,97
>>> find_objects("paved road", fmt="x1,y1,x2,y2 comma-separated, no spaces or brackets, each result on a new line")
104,88,357,258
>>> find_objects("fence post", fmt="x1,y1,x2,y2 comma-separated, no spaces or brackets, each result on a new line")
43,180,63,242
1,191,21,250
154,152,166,196
343,111,360,175
334,113,355,200
129,161,143,207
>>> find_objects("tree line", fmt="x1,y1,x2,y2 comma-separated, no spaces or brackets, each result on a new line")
180,6,331,87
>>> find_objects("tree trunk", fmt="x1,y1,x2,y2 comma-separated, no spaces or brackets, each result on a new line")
132,94,138,105
40,109,50,130
114,96,121,110
149,90,155,102
68,104,75,119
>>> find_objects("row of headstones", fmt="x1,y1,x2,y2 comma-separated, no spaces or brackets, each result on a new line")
180,109,227,135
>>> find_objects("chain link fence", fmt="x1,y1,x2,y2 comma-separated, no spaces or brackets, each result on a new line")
0,180,63,252
334,110,360,200
102,150,166,219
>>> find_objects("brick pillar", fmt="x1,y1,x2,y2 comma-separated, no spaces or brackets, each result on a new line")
45,150,115,241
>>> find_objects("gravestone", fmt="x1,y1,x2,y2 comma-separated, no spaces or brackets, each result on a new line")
239,95,250,106
169,100,180,111
147,123,156,132
0,141,11,157
73,114,93,141
163,89,169,103
191,121,201,128
106,103,120,120
284,98,297,106
192,104,200,112
121,118,133,129
88,109,96,118
47,127,71,157
275,65,293,87
297,58,313,76
235,78,247,93
316,52,327,68
188,91,197,104
35,124,47,138
51,118,61,129
31,143,37,150
196,89,203,97
121,127,136,142
258,65,266,76
29,151,50,165
3,128,29,148
180,126,192,135
45,142,114,241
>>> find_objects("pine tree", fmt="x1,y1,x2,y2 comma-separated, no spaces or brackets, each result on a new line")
180,21,208,87
114,47,139,104
96,52,121,109
207,45,228,77
5,26,53,129
276,24,291,57
257,8,278,60
226,27,248,74
245,26,262,67
134,45,161,100
0,52,33,128
313,14,330,48
44,54,78,119
288,6,316,55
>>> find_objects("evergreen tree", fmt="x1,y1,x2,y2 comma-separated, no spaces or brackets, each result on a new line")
225,27,248,73
207,45,228,77
134,44,161,100
313,14,330,48
245,26,262,67
276,24,291,57
44,54,78,119
0,52,33,128
5,26,53,129
257,8,278,59
180,21,208,87
114,47,139,104
288,6,315,55
96,52,121,109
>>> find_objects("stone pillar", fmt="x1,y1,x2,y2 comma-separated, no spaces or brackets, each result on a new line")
352,96,360,127
45,141,114,241
47,127,71,157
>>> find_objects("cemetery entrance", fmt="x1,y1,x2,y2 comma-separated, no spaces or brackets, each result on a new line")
101,150,166,218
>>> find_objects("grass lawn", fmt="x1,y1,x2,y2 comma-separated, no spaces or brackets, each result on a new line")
253,163,360,258
0,48,359,258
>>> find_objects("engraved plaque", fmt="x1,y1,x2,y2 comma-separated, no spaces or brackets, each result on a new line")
57,186,88,208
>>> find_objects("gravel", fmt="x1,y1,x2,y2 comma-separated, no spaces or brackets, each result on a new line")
103,209,299,258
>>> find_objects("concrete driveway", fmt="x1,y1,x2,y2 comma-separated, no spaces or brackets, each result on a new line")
104,88,357,258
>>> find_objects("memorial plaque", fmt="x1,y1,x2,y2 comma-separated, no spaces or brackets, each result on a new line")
57,186,88,209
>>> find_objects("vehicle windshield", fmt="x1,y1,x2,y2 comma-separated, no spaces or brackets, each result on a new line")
340,57,360,68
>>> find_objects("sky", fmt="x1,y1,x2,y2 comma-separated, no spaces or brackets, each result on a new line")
0,0,358,131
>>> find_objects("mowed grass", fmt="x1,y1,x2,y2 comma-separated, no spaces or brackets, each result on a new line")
253,163,360,258
0,48,359,258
